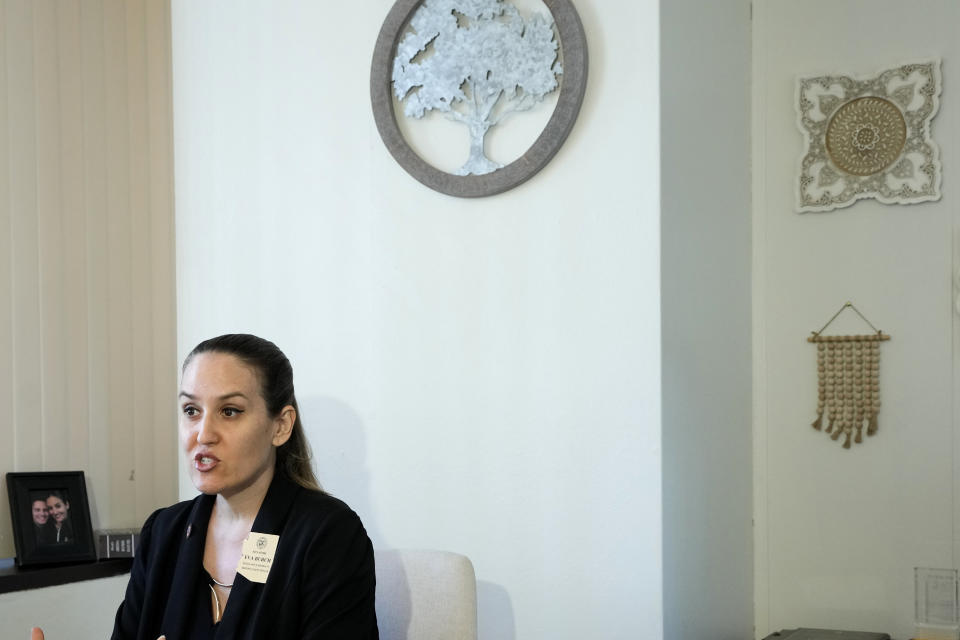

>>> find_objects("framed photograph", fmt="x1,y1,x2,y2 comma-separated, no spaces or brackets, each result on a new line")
6,471,97,568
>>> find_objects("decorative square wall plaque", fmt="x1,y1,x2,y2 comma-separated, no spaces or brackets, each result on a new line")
796,59,942,212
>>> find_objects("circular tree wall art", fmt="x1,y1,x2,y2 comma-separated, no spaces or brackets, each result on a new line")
370,0,588,198
796,59,941,212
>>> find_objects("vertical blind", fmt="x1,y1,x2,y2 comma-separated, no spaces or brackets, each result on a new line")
0,0,176,558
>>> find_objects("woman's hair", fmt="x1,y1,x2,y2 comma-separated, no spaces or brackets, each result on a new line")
183,334,322,492
45,490,69,505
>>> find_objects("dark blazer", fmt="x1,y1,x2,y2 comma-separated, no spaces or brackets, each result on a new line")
53,518,73,543
34,522,56,545
111,474,378,639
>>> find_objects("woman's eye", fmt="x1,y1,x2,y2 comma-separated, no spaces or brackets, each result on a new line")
182,406,199,417
222,407,243,418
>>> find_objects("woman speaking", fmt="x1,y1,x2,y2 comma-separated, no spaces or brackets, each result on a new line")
32,334,378,639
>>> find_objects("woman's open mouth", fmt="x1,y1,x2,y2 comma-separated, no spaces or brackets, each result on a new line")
194,453,220,472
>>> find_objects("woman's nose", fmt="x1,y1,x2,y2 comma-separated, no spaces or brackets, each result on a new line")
196,413,217,443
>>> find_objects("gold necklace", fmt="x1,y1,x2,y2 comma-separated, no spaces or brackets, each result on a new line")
208,583,231,624
208,574,233,624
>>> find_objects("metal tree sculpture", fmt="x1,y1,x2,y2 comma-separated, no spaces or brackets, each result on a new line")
392,0,562,176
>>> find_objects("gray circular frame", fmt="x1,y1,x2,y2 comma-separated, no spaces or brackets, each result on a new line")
370,0,589,198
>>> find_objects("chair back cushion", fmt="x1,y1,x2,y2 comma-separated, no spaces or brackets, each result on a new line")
374,549,478,640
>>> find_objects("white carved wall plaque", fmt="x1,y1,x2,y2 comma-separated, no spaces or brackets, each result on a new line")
796,60,942,212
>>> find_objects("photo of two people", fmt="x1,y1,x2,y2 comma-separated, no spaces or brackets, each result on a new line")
30,490,73,545
6,471,96,567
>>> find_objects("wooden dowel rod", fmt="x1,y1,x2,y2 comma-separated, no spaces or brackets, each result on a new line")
807,333,891,343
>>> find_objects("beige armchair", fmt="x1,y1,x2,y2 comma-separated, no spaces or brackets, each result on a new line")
375,549,478,640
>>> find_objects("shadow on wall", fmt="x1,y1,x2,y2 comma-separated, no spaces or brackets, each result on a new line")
374,550,414,639
298,395,383,545
298,396,517,639
478,581,516,640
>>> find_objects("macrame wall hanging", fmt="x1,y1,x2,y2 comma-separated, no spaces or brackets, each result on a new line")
809,302,891,449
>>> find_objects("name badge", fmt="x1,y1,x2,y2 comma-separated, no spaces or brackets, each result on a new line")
237,532,280,584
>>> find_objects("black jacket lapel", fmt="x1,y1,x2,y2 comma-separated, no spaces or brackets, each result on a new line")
159,495,214,640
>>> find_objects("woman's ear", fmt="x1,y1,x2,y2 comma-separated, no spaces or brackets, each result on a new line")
272,406,295,447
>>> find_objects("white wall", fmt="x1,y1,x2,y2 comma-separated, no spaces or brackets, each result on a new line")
172,1,661,638
661,1,754,639
0,575,127,638
754,1,960,638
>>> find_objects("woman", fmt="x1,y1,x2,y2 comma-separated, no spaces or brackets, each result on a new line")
32,334,378,640
45,491,73,543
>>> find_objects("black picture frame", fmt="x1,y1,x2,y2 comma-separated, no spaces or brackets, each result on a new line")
6,471,97,568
